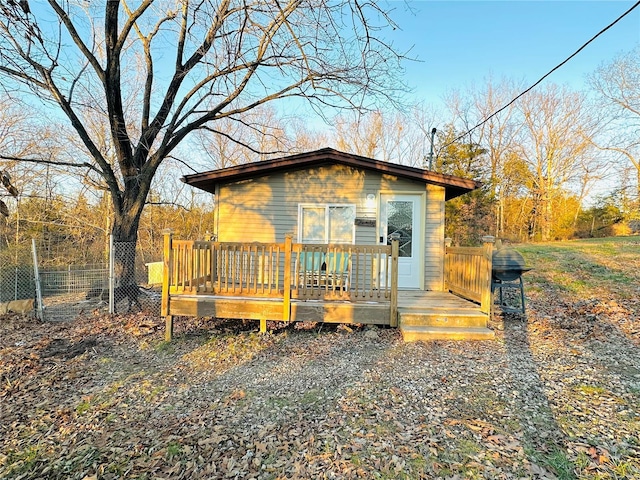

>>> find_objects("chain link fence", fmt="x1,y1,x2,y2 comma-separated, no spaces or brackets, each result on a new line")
0,264,36,315
38,265,110,321
0,237,161,321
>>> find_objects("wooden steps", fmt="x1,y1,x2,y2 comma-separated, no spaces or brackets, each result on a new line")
400,324,495,341
398,292,494,341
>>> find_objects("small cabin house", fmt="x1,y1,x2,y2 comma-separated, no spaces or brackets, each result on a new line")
161,148,495,341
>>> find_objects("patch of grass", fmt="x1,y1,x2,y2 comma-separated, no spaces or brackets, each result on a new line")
53,445,101,476
611,459,638,478
3,446,42,476
146,385,166,401
577,385,607,396
106,459,131,476
457,438,483,456
347,414,397,437
574,450,591,470
182,331,272,372
266,395,292,409
76,398,93,415
153,340,174,353
528,445,577,480
301,388,324,405
349,452,363,467
166,441,182,459
542,447,577,480
408,453,428,473
516,236,640,299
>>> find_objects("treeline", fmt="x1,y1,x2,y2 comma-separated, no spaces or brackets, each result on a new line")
0,190,214,269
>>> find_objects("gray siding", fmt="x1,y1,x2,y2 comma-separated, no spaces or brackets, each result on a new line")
424,184,445,290
214,164,446,290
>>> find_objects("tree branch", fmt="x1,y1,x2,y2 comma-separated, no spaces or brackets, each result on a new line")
198,125,284,156
104,1,133,175
0,154,100,173
47,0,105,83
135,0,235,168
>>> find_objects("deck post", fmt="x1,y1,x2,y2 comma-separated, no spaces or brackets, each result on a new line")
283,234,292,323
480,235,495,314
162,229,174,341
443,237,452,291
390,238,399,327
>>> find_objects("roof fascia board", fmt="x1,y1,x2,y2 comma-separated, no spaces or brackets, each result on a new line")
181,148,479,198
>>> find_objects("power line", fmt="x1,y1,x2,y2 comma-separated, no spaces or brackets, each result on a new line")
442,0,640,149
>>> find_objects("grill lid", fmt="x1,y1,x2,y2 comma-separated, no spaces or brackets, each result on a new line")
492,248,530,281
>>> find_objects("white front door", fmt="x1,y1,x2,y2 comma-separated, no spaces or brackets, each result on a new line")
380,194,423,289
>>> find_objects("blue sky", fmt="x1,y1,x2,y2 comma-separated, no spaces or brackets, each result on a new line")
386,0,640,106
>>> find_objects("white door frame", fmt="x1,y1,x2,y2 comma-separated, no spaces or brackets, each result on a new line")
378,192,425,290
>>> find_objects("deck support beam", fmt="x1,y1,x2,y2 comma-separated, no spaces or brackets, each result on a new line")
162,230,174,342
165,315,174,342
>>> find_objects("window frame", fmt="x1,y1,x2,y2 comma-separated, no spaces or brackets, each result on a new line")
297,203,356,244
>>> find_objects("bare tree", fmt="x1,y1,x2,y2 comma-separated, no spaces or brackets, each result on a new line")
469,79,523,237
330,106,437,166
444,78,523,237
0,0,405,285
408,101,442,168
333,111,384,158
193,105,294,169
516,85,598,241
589,46,640,202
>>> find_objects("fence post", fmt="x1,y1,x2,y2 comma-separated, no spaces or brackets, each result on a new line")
162,230,174,341
31,239,44,320
108,234,115,314
390,238,399,327
480,235,495,314
282,234,292,323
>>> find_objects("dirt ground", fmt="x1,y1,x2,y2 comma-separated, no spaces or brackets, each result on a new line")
1,243,639,479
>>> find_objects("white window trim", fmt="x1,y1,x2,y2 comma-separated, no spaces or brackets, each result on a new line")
297,203,356,244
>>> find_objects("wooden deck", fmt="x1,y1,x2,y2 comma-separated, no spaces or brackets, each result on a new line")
161,233,495,341
166,290,493,341
167,292,393,326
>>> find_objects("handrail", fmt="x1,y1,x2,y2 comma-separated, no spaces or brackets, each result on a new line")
444,237,494,313
161,233,397,319
292,243,394,301
168,239,286,297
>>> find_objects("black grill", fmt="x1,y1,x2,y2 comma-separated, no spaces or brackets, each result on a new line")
491,247,531,313
492,248,531,282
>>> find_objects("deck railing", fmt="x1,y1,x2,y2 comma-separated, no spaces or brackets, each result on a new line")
293,243,395,301
444,236,494,313
162,232,399,321
168,239,287,297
